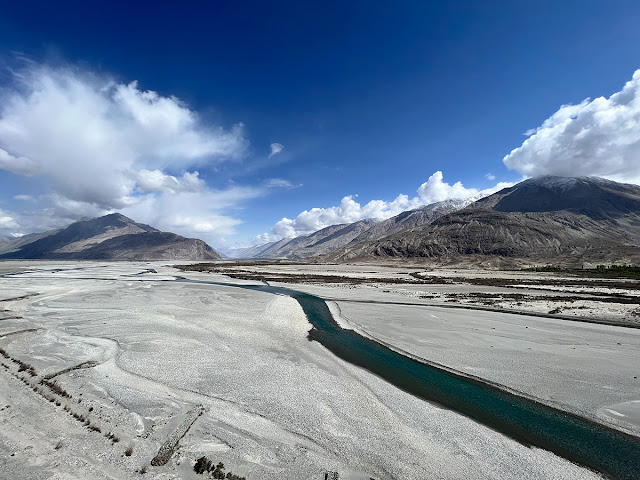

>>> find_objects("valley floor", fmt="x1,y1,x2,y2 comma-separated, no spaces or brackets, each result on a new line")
0,261,637,479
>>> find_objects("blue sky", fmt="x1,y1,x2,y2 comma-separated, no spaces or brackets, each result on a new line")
1,1,640,250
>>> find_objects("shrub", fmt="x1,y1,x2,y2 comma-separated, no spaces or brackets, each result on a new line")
43,380,71,398
193,456,245,480
194,456,211,474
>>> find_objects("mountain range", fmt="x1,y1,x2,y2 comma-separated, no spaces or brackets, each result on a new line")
236,197,480,259
0,213,221,261
325,176,640,266
2,176,638,265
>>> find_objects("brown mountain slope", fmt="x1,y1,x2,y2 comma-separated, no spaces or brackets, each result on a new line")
326,176,640,266
0,213,221,261
235,198,478,259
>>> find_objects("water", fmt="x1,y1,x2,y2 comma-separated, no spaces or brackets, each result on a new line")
181,278,640,479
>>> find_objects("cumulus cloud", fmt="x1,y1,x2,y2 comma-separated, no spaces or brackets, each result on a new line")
0,148,39,176
0,63,255,244
269,171,512,238
0,184,265,243
120,185,262,237
131,169,205,194
252,232,277,245
269,142,284,158
417,171,481,204
270,195,399,238
504,69,640,184
485,173,496,181
0,65,247,208
0,199,105,239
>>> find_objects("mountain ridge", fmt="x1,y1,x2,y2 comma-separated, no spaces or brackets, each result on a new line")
235,197,480,259
0,213,221,261
324,176,640,266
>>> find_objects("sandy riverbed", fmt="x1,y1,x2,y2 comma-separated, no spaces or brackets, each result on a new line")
0,261,616,479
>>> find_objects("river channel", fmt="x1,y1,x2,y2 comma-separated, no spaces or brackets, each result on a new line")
181,277,640,479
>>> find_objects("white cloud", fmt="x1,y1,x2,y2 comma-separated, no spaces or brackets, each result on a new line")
416,171,481,204
485,173,496,181
269,171,512,238
0,184,265,244
271,195,377,238
14,194,36,202
131,169,205,194
0,65,247,209
0,202,102,239
504,69,640,185
0,210,19,229
264,178,299,188
269,142,284,158
0,63,256,245
253,232,277,245
0,148,39,176
119,186,263,239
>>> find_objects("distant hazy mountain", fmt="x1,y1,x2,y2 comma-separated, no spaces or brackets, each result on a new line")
228,242,277,259
0,213,221,261
236,197,479,259
0,235,11,250
0,231,65,255
327,176,640,265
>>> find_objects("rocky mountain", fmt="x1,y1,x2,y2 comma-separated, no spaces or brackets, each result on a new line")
327,176,640,265
236,198,478,259
257,218,379,259
0,213,221,261
347,197,482,245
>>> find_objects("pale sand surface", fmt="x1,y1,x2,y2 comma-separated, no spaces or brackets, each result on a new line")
0,261,606,479
281,280,640,436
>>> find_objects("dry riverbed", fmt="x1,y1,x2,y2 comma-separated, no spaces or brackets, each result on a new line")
195,262,640,326
187,262,640,435
1,260,635,479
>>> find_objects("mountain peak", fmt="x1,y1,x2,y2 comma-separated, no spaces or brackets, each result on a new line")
471,175,640,218
68,213,159,233
101,212,131,221
76,212,136,225
328,175,640,265
519,175,628,192
0,213,220,261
